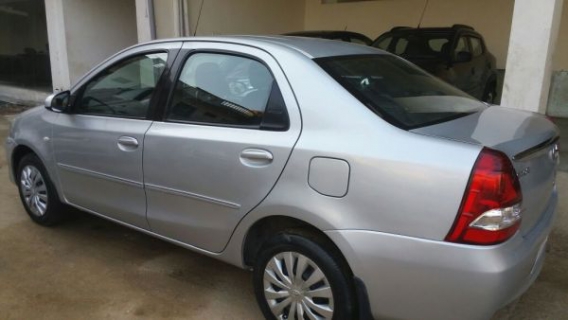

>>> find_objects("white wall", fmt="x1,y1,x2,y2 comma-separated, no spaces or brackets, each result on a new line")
62,0,138,84
154,0,177,38
154,0,305,38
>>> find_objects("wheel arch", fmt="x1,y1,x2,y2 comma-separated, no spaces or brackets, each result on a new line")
242,215,353,276
11,144,38,180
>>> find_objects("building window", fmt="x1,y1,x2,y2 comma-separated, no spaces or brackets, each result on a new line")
0,0,51,91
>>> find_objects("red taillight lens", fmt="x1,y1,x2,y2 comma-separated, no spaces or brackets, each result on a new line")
446,148,523,245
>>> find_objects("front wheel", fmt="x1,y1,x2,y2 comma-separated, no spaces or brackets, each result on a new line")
253,232,356,320
17,154,67,226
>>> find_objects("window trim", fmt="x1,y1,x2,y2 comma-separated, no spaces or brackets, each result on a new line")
162,49,289,131
70,50,170,120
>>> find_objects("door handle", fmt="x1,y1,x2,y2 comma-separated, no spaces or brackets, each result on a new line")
240,149,273,166
117,136,139,150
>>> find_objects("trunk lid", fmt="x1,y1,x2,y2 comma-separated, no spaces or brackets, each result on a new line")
413,106,559,235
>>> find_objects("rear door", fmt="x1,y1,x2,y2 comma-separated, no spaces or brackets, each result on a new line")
143,42,301,252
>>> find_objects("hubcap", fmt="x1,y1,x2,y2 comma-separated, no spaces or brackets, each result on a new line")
263,252,334,320
20,165,48,216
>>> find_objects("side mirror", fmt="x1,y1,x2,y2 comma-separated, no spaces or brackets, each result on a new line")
454,51,473,63
45,91,70,113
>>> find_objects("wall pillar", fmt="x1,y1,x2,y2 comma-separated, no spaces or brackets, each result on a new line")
501,0,564,113
135,0,155,43
44,0,71,91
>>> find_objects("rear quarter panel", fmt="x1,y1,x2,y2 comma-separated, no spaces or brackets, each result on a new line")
224,50,483,257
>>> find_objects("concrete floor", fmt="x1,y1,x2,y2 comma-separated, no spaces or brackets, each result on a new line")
0,113,567,320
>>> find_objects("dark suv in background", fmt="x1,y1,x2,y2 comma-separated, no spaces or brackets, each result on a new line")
373,25,498,103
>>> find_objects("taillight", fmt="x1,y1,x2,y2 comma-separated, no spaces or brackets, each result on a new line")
445,148,523,245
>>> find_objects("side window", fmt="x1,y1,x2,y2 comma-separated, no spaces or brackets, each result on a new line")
469,37,484,57
428,39,450,53
375,36,392,51
454,37,470,58
167,52,288,129
76,52,168,118
395,38,409,55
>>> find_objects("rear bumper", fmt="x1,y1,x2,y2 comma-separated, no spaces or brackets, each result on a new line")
326,189,557,320
5,137,16,183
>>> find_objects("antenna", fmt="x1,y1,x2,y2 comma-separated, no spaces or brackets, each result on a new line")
193,0,205,37
417,0,429,28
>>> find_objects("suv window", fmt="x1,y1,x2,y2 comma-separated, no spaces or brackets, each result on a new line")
168,52,288,129
75,52,167,118
469,37,484,57
455,37,470,56
394,38,409,55
375,34,451,57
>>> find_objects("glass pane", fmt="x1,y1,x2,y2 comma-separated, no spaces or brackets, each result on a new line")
168,53,274,127
376,37,392,50
470,37,483,57
316,55,485,129
0,0,51,91
455,37,469,53
428,39,450,53
76,52,168,118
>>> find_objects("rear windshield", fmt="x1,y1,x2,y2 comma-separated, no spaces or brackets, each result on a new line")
315,54,486,129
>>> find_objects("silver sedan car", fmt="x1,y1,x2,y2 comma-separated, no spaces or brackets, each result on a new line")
5,37,559,320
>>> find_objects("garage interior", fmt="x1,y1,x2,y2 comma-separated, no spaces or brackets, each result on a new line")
1,0,568,319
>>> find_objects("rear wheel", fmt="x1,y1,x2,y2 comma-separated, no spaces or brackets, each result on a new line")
253,232,356,320
17,154,66,226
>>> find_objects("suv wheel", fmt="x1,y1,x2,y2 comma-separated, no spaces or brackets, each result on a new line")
17,154,66,226
482,82,497,104
253,232,356,320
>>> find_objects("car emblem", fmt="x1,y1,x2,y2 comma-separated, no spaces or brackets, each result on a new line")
517,167,531,178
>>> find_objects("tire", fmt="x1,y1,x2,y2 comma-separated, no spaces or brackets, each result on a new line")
16,153,66,226
253,231,356,320
482,82,497,104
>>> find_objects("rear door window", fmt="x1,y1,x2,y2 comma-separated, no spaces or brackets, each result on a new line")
167,52,289,130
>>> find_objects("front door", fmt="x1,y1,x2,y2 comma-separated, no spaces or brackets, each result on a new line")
53,50,171,228
143,42,301,252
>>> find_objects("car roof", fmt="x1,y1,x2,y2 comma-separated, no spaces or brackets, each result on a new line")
138,35,383,59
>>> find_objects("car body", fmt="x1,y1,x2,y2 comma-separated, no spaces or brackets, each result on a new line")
285,30,373,46
5,36,559,320
373,25,499,103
